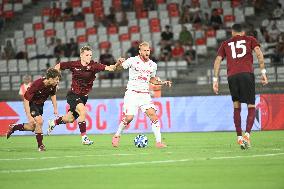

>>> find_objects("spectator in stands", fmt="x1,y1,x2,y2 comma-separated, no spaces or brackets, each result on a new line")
268,23,280,42
179,26,193,46
203,12,211,28
210,8,223,30
180,5,191,24
65,38,79,57
184,45,196,66
245,23,258,38
63,1,73,21
159,44,172,61
189,2,200,17
19,75,32,100
100,48,118,79
116,11,128,26
46,37,56,58
105,7,117,26
273,32,284,63
3,40,15,60
161,25,174,46
192,11,202,27
0,15,4,32
121,0,132,11
126,41,139,58
260,27,272,43
273,3,284,19
74,11,85,21
54,38,65,59
15,50,28,60
143,0,156,11
171,42,185,61
49,2,61,22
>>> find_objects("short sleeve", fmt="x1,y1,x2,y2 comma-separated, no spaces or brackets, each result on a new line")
122,57,133,69
217,42,226,59
59,61,75,70
91,61,106,72
151,64,157,77
24,81,38,101
250,36,260,49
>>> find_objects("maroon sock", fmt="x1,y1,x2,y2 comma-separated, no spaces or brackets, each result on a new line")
55,116,65,125
234,108,242,136
246,107,256,134
13,123,25,131
78,121,86,136
36,133,43,147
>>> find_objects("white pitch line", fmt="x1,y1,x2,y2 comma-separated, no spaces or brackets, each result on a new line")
1,152,284,174
0,153,151,161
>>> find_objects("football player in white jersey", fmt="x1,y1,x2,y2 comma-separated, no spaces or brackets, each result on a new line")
112,41,172,148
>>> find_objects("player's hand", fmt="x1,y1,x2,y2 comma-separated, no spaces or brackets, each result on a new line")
162,80,172,87
213,81,219,94
117,57,125,64
54,109,58,117
261,74,268,86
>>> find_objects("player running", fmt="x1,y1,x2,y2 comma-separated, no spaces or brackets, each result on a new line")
213,24,268,149
47,46,124,145
6,68,61,151
112,41,172,148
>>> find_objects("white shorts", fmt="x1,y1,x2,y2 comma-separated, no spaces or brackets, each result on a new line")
123,90,157,115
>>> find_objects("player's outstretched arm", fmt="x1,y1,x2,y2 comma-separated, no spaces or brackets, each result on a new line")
150,77,172,87
213,56,222,94
50,95,58,117
254,46,268,85
105,57,125,72
54,63,61,71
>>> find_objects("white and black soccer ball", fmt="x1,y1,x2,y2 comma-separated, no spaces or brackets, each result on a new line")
134,134,148,148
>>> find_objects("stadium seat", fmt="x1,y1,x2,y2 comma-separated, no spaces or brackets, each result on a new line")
129,26,140,33
99,41,111,49
77,35,87,43
101,79,111,88
75,21,86,28
33,23,44,31
112,79,122,87
25,37,36,45
119,33,130,41
107,25,118,34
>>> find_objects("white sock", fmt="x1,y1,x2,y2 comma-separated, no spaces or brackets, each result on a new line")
245,132,250,138
152,120,161,143
115,120,127,136
237,136,242,141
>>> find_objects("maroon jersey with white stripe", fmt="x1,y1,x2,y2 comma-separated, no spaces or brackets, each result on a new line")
217,35,260,77
24,78,57,104
60,60,106,95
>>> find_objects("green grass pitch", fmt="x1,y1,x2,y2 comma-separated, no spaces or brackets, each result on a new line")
1,131,284,189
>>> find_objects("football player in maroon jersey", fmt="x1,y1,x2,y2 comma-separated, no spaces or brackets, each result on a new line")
213,24,268,149
6,68,61,152
47,46,124,145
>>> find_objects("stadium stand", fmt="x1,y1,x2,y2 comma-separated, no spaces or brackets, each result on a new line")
0,0,284,100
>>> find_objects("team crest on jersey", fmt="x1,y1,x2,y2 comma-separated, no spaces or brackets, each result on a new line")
31,111,36,116
87,66,91,70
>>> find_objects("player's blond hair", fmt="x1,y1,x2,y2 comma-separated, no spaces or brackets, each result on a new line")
139,41,150,49
80,45,92,54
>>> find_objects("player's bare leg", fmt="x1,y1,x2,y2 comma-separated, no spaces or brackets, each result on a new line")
34,116,46,152
145,108,167,148
112,115,134,147
47,111,74,135
76,103,93,145
6,122,36,139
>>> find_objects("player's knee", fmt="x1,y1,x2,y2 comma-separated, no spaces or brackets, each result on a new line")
125,116,134,124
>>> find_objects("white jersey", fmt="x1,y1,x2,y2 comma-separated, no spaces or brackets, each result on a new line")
122,56,157,92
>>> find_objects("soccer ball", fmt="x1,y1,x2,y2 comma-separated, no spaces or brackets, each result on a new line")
134,134,148,148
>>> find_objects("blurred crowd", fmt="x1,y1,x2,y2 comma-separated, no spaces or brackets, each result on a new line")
0,0,284,67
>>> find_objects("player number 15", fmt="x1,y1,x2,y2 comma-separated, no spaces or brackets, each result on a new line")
228,40,246,59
